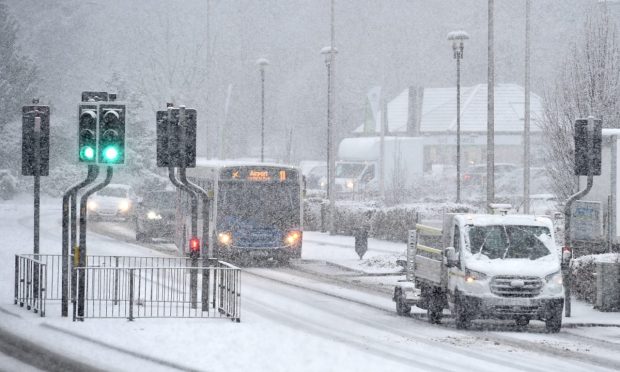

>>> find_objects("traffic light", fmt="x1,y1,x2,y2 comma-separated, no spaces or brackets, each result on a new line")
182,108,197,168
189,237,200,258
78,104,98,163
156,105,196,168
22,105,50,176
574,118,602,176
156,110,171,167
98,103,126,164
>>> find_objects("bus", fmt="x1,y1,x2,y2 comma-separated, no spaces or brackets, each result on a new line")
175,160,303,263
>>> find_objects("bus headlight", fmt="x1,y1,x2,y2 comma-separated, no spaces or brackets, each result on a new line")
147,211,162,220
285,230,302,246
218,231,232,246
118,199,130,212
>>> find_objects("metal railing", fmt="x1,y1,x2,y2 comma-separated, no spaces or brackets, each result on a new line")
74,258,240,321
14,254,47,317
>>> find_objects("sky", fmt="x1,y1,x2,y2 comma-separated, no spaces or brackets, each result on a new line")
5,0,606,161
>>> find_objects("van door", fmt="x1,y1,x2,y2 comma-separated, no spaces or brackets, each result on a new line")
446,224,463,303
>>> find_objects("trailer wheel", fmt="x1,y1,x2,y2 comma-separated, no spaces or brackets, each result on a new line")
454,293,471,330
427,308,442,324
394,288,411,316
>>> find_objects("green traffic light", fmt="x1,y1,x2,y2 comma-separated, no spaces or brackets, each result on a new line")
103,146,120,162
79,146,95,161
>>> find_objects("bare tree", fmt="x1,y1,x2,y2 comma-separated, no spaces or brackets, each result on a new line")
540,6,620,201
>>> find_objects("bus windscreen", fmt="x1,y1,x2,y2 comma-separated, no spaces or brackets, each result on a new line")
217,182,300,230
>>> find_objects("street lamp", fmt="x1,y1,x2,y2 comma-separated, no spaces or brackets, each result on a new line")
256,57,269,162
321,45,337,233
448,30,469,203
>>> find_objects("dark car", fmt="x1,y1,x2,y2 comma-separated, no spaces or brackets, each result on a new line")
135,190,177,241
462,163,520,192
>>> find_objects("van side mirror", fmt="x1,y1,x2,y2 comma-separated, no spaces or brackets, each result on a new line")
444,247,458,268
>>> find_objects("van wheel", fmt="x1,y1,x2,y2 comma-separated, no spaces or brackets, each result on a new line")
454,293,471,330
515,317,530,327
545,305,562,333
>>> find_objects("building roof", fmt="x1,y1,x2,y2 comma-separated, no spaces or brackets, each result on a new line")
355,83,543,134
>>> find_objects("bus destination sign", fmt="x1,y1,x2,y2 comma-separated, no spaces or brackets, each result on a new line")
221,167,297,182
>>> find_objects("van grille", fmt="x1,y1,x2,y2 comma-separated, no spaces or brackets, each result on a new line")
490,276,543,298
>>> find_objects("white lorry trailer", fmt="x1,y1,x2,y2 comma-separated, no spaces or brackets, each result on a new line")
393,214,565,332
335,136,424,195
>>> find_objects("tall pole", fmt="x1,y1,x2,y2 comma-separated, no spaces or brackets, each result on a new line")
487,0,495,211
261,67,265,162
448,31,468,204
256,58,269,162
523,0,531,214
328,0,336,234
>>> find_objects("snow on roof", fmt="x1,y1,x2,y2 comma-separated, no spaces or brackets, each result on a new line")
354,83,543,134
194,157,298,170
454,214,553,228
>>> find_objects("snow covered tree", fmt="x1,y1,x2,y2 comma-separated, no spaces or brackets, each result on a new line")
540,6,620,201
0,0,37,131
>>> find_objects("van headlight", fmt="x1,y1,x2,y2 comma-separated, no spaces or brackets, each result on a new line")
465,269,487,284
545,271,563,293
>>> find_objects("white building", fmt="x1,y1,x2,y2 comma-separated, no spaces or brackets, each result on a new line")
354,83,544,171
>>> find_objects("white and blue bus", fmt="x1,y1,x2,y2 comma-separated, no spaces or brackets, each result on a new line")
176,160,303,262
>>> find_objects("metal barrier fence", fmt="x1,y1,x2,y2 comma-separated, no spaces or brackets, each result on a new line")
14,254,47,317
74,258,240,321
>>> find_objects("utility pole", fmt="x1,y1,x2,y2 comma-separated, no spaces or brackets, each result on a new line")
487,0,495,212
328,0,336,234
523,0,532,214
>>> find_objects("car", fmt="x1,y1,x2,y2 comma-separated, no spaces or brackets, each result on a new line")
87,184,135,221
306,165,327,190
134,189,176,241
462,163,520,193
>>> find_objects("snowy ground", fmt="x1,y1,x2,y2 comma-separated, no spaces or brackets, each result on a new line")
2,195,620,371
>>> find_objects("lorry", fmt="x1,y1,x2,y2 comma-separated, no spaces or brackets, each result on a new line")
393,213,565,332
336,136,424,195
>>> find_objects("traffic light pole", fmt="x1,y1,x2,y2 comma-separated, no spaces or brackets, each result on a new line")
563,116,597,317
61,165,99,317
76,166,113,320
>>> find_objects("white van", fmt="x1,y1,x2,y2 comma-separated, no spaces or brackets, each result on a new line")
394,214,564,332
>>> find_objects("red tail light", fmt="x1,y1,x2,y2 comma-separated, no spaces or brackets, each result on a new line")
190,237,200,252
463,174,471,181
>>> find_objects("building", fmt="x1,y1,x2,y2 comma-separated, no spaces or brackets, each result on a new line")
354,83,544,172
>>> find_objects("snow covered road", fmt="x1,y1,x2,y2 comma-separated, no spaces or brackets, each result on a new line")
2,196,620,371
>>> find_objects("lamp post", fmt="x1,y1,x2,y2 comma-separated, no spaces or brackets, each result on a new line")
256,58,269,162
448,30,469,204
321,45,337,233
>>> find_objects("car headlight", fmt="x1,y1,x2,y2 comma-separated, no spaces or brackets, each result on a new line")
118,200,130,212
284,230,302,246
346,180,355,190
87,200,97,211
465,269,487,283
218,231,232,246
146,211,162,220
